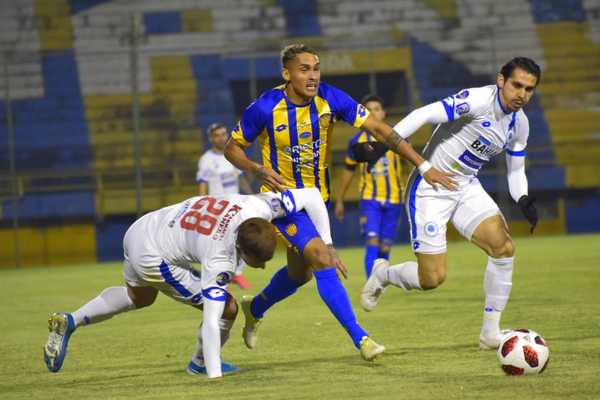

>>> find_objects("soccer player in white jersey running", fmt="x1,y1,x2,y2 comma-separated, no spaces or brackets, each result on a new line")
43,188,332,379
360,57,541,350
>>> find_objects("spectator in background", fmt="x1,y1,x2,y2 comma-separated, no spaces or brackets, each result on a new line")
197,122,253,289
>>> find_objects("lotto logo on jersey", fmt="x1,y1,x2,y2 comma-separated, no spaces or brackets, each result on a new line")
202,287,228,301
285,223,298,237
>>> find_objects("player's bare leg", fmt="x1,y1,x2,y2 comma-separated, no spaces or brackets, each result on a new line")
44,284,145,372
361,253,445,311
188,295,240,375
471,214,515,349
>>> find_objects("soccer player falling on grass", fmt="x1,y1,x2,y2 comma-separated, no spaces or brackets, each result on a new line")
44,188,332,379
360,57,540,350
224,43,455,360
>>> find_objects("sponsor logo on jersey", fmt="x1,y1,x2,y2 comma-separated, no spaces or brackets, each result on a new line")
212,204,243,240
276,124,287,132
456,102,470,115
169,200,191,227
424,222,439,237
216,272,232,286
455,90,470,99
300,131,312,139
285,223,298,237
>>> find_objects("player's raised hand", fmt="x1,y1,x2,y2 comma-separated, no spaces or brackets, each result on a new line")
334,200,345,221
256,166,286,192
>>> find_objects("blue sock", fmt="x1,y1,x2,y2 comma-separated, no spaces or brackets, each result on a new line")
251,266,303,319
313,267,368,348
365,244,379,278
378,250,390,260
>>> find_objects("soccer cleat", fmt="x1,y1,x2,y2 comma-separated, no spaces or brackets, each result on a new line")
359,336,385,361
187,360,241,376
44,312,76,372
360,258,390,312
231,274,252,290
479,329,511,350
241,295,261,349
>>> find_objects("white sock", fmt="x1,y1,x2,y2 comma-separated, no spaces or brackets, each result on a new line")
482,256,514,336
383,261,422,290
72,287,135,327
192,318,234,364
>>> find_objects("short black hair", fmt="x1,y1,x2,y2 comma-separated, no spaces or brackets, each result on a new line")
207,122,226,136
360,94,384,107
280,44,318,68
500,57,542,86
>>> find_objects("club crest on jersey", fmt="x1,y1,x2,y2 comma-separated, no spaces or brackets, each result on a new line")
424,222,439,237
216,272,232,286
456,102,470,115
455,90,470,99
285,223,298,237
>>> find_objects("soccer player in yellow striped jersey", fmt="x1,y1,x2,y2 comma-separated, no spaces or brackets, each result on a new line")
225,44,455,360
335,95,405,279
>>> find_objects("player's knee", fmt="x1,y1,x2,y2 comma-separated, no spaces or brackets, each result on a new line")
419,272,446,290
304,245,332,270
128,286,157,308
489,237,515,258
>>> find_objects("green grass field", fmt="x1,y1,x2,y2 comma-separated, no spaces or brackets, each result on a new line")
1,234,599,399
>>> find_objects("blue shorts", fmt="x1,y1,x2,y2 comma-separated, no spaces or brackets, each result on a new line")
272,209,321,254
360,200,403,242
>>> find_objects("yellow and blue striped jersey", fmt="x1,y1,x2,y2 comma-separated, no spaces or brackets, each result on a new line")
231,82,370,201
345,131,404,204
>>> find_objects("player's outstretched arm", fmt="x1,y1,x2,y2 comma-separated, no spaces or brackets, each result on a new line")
202,297,226,378
361,113,456,191
224,138,286,192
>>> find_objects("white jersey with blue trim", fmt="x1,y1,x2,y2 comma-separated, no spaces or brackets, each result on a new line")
425,85,529,179
140,188,330,289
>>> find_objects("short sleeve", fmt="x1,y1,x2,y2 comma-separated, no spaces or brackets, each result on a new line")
196,155,212,183
439,87,488,122
231,99,267,147
325,84,370,128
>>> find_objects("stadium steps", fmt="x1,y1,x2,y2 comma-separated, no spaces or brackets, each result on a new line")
536,21,600,188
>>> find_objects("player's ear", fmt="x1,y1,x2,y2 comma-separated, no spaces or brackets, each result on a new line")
496,72,505,89
281,67,290,82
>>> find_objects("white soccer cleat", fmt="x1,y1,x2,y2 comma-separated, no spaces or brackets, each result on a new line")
479,329,511,350
241,295,261,349
359,336,385,361
360,258,390,312
44,312,76,372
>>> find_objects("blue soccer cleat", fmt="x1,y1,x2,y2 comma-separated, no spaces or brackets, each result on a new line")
44,312,76,372
186,360,241,376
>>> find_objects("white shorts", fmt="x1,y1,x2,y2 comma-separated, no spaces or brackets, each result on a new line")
121,216,205,306
405,174,502,254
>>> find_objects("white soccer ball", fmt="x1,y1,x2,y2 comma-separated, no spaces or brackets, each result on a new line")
497,329,550,375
